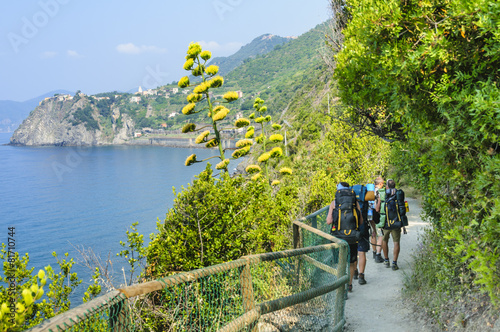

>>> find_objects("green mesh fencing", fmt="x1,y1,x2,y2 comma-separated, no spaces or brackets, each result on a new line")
27,206,348,332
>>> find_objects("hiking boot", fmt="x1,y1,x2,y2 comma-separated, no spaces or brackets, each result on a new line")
384,259,390,268
358,273,367,285
348,284,353,292
353,269,359,280
392,263,399,271
375,254,385,263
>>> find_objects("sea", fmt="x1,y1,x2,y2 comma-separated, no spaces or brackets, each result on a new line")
0,132,239,305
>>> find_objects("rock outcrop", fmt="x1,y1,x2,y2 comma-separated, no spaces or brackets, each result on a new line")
10,96,135,146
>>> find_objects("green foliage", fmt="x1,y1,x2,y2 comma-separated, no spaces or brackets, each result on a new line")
225,23,327,114
117,222,147,285
291,118,390,214
146,164,297,276
209,34,293,76
334,0,500,302
72,105,99,131
242,98,289,186
0,245,100,331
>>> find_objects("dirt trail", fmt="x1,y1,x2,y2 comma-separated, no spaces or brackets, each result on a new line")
343,197,434,332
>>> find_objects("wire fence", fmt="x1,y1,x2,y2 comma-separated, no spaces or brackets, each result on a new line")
27,206,348,332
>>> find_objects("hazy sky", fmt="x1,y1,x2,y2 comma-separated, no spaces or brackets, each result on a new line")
0,0,330,101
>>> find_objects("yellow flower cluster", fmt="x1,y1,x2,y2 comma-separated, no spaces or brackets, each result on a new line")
193,82,210,94
200,50,212,61
232,146,250,158
187,93,203,103
209,76,224,88
185,154,197,166
182,103,196,115
279,167,292,175
183,58,194,70
259,106,268,113
245,165,261,174
255,134,264,144
205,65,219,75
272,123,282,130
178,76,190,88
223,91,239,102
212,106,229,121
216,158,230,170
271,180,281,186
195,130,210,144
235,118,250,128
187,42,202,57
258,152,271,163
270,147,283,157
255,116,265,123
245,128,254,138
236,139,253,148
205,138,218,148
251,173,262,181
269,134,284,142
182,123,196,133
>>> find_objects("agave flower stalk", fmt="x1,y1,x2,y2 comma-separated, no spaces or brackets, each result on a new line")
178,42,249,172
245,97,289,186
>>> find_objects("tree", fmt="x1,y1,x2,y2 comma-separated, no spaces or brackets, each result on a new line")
333,0,500,302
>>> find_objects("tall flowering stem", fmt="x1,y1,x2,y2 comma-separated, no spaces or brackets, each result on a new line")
178,42,250,172
245,98,290,187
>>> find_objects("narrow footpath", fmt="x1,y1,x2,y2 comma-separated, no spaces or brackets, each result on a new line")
343,197,435,332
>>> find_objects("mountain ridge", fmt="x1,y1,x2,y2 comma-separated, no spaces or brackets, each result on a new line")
10,21,329,145
209,33,296,76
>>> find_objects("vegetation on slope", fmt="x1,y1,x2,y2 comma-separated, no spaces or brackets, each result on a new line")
331,0,499,327
209,34,294,76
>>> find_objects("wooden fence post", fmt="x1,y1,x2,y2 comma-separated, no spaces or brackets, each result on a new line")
334,243,348,330
293,223,302,286
240,260,257,330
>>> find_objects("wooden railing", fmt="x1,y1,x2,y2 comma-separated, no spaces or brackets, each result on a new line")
27,207,348,332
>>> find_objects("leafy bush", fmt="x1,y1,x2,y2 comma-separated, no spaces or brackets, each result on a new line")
333,0,500,302
146,165,297,276
0,245,100,331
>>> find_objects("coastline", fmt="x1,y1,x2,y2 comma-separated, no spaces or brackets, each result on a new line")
5,136,238,149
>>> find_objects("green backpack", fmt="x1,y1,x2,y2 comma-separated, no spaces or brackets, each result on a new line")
376,188,386,228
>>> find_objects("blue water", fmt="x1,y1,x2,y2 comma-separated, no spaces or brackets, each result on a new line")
0,132,238,305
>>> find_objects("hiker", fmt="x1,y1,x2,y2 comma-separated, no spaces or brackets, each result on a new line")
353,203,375,285
381,179,405,270
326,182,363,292
353,184,376,285
373,177,386,263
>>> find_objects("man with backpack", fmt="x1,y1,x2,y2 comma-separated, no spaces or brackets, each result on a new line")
373,177,387,263
381,179,407,270
326,182,364,292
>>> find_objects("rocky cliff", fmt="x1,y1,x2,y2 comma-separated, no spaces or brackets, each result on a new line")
10,95,135,146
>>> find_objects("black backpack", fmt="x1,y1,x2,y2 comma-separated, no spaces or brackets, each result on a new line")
384,188,408,229
330,188,361,244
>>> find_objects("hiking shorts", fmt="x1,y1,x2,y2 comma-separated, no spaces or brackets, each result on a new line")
383,228,401,243
349,243,358,263
357,236,370,252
